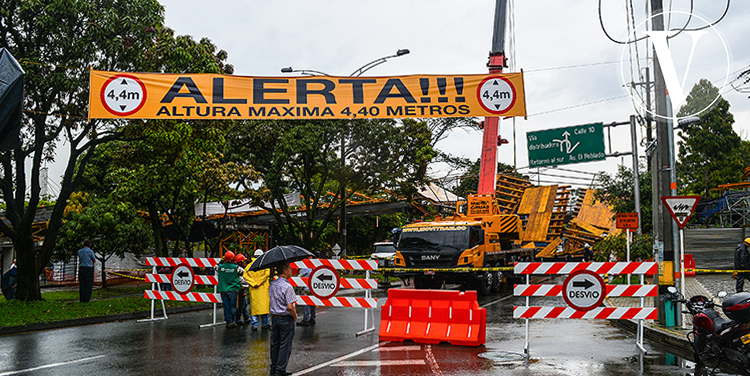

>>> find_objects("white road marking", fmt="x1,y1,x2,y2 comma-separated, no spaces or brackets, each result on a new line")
482,293,515,307
374,345,423,352
332,360,426,367
294,292,515,375
424,345,444,376
0,355,106,376
292,343,381,376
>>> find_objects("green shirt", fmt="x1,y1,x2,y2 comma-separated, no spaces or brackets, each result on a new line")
216,262,242,292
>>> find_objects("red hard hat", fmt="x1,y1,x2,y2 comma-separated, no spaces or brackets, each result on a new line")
234,254,247,263
223,251,235,261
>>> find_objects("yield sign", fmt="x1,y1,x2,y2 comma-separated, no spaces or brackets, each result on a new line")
661,195,700,229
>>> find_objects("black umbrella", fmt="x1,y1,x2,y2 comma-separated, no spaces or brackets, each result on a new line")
248,245,314,272
0,48,24,151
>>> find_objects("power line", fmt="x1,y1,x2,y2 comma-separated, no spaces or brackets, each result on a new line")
527,95,628,117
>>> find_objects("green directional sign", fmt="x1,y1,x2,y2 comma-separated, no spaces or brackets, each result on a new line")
527,123,605,168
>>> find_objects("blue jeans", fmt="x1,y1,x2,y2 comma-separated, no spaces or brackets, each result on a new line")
220,291,238,324
302,305,316,322
250,314,269,327
235,290,249,323
270,315,295,374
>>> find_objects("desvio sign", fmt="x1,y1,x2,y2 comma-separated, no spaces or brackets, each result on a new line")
88,70,526,120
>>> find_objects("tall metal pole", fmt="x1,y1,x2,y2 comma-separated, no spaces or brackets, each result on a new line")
630,115,642,235
651,0,680,326
651,0,672,262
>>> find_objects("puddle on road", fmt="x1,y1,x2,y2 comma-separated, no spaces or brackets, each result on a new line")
478,351,538,366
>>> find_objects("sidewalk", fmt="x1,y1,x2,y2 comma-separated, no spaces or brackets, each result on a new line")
606,275,725,353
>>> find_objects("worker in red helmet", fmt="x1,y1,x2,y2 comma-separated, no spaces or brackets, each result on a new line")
215,251,245,328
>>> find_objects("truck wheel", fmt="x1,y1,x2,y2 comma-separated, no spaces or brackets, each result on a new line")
477,272,493,296
492,271,503,292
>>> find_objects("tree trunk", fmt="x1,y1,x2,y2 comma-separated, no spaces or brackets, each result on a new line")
147,201,167,256
185,238,193,258
100,257,107,289
15,236,42,301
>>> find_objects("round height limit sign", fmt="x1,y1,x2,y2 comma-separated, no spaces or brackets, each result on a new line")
100,74,147,116
562,269,605,311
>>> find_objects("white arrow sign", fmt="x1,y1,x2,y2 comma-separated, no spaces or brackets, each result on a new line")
170,263,195,295
562,270,605,311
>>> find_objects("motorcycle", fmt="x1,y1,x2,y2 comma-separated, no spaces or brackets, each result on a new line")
663,286,750,375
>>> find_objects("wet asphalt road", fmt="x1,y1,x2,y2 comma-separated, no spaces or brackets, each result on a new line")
0,289,717,376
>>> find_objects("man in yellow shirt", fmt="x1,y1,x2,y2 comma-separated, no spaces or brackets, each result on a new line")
245,249,271,330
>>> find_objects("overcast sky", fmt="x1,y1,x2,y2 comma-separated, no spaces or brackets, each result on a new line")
51,1,750,193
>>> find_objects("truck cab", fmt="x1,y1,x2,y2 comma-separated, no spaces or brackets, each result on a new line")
392,194,526,294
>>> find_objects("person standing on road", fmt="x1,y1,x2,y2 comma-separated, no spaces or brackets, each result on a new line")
296,267,316,326
735,238,750,292
269,262,297,376
78,240,96,303
234,253,251,325
215,251,244,328
245,249,271,330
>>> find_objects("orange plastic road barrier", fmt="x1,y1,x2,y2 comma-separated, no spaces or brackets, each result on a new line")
685,254,696,277
379,289,486,347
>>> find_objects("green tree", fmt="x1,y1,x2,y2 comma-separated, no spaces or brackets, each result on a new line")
227,118,434,251
78,30,239,258
591,232,652,262
0,0,163,301
595,164,653,234
56,194,153,288
443,157,523,199
676,79,750,199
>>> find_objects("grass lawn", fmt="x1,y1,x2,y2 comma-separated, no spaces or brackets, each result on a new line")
0,284,211,328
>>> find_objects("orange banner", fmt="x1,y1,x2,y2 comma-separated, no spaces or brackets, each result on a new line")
88,70,526,120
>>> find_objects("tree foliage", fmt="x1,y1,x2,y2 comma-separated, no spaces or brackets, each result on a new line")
442,157,523,199
595,164,653,234
56,193,152,287
591,232,652,262
676,79,750,199
226,118,434,251
0,0,164,301
77,30,244,258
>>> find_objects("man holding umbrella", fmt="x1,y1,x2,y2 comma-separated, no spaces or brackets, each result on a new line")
269,262,297,376
248,245,314,376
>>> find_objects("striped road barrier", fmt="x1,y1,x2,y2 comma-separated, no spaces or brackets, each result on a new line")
515,261,657,357
514,284,657,297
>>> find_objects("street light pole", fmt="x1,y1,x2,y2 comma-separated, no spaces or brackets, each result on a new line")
281,49,410,258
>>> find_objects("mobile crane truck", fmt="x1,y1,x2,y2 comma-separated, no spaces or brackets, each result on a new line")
392,0,531,294
392,194,533,294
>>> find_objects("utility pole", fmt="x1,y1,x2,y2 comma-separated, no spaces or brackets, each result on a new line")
650,0,680,326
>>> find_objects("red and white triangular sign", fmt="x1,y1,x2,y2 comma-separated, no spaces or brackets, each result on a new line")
661,195,700,229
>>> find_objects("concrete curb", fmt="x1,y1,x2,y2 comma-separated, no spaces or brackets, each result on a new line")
0,303,213,336
609,318,692,354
